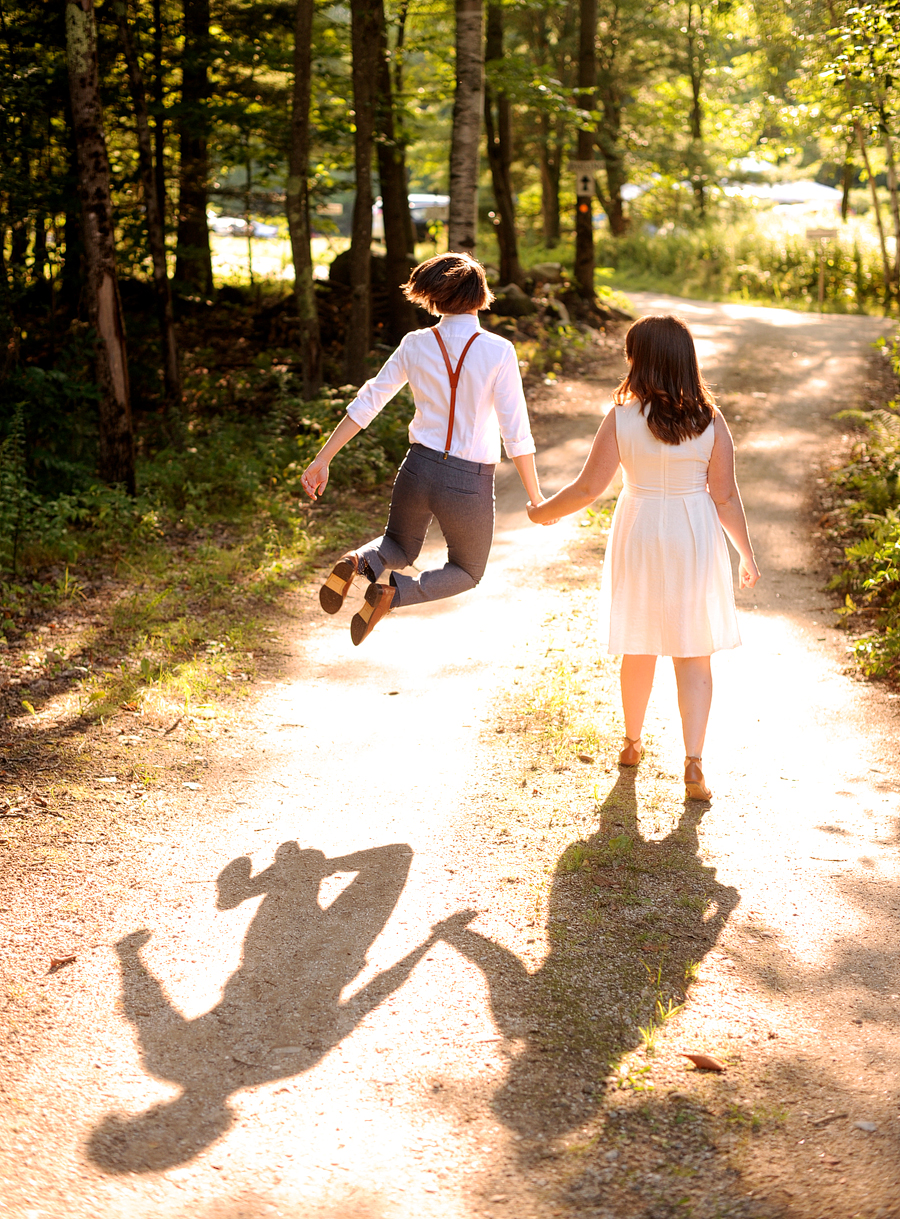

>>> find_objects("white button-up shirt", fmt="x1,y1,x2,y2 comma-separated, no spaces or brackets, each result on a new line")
346,314,535,464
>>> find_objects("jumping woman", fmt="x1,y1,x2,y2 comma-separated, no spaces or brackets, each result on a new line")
301,253,543,645
527,314,760,801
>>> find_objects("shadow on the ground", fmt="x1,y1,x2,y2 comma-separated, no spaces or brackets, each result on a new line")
442,769,739,1141
89,771,739,1194
87,840,469,1174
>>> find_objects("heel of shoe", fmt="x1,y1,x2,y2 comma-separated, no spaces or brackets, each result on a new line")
619,736,642,767
320,554,358,614
684,756,712,801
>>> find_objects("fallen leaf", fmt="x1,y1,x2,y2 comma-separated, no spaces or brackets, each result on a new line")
683,1053,725,1072
49,954,76,972
577,754,595,764
121,701,140,712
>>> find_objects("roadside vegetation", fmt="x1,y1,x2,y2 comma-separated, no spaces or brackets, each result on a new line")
822,330,900,681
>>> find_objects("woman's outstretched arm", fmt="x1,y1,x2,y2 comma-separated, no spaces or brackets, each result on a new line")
301,414,363,500
527,408,620,524
707,412,760,588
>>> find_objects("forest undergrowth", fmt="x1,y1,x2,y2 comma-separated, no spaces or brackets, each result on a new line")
821,328,900,682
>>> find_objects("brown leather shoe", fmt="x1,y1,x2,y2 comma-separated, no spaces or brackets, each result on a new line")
350,582,395,645
685,756,712,801
319,552,358,614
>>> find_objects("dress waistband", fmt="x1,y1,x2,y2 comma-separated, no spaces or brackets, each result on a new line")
409,443,495,475
622,485,710,500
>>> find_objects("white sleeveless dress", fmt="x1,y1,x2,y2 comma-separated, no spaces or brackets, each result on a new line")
597,401,741,657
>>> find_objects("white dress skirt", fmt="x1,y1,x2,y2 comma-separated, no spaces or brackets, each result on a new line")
597,402,741,657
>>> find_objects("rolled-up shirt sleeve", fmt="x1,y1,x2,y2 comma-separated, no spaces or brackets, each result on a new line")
345,338,409,429
493,344,535,458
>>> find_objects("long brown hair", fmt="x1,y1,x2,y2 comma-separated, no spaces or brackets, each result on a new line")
613,314,715,445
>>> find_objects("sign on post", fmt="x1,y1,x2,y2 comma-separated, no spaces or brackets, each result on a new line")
569,160,604,197
806,228,838,313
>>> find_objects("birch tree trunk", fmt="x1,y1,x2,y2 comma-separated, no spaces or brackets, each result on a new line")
448,0,483,254
65,0,135,494
879,104,900,297
574,0,597,298
115,0,183,434
855,121,893,306
376,0,417,342
346,0,380,383
484,2,523,286
174,0,213,296
286,0,322,396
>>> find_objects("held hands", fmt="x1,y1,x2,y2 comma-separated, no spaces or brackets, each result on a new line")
739,557,761,589
527,498,560,526
301,457,329,501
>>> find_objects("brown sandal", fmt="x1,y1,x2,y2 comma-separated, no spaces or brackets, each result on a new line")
319,553,359,614
685,756,712,801
619,736,642,767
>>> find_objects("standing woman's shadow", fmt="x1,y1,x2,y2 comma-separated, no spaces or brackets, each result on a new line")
438,770,740,1138
89,841,469,1173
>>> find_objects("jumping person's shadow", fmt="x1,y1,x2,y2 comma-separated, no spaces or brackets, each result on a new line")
440,770,740,1139
91,777,738,1173
89,842,470,1173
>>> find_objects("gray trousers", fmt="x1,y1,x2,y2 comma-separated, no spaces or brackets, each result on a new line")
356,444,496,608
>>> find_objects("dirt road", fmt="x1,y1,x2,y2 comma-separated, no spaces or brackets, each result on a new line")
1,296,898,1219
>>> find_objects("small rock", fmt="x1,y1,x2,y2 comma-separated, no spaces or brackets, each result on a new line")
531,261,563,283
854,1120,877,1133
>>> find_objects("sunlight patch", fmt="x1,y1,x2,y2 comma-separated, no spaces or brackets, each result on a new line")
318,870,360,910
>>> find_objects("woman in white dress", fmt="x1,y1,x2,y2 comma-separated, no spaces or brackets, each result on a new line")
527,314,760,801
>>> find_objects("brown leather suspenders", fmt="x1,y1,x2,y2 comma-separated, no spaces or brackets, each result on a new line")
432,329,480,459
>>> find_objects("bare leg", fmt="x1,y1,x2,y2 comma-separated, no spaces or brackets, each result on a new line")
672,656,713,757
620,654,657,741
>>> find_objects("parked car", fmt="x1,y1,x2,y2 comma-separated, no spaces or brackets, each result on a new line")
207,214,279,238
371,193,450,241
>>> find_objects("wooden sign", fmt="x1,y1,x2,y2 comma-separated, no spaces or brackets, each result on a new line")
806,227,837,240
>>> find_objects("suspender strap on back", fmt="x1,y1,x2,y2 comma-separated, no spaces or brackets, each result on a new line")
432,329,480,459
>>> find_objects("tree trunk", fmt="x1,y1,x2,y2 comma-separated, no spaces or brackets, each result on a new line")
376,0,417,342
574,0,597,298
65,0,135,494
448,0,483,254
286,0,322,396
174,0,213,296
152,0,166,224
115,0,183,433
346,0,380,382
685,0,706,216
539,115,563,247
392,0,418,255
855,121,893,305
841,138,853,223
484,2,523,286
595,83,628,236
879,105,900,296
33,215,48,281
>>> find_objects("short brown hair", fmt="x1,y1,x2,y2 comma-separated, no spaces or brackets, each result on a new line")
401,252,494,316
613,314,715,445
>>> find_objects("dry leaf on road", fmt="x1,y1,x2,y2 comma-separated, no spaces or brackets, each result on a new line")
683,1053,725,1072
